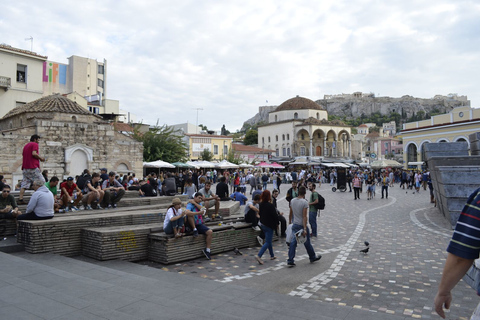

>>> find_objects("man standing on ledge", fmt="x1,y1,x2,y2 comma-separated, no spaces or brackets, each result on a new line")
287,186,321,267
18,135,46,204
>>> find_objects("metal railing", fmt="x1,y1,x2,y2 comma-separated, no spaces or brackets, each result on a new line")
0,76,11,88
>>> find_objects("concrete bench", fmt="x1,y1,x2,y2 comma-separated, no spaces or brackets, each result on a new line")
148,222,269,265
0,219,17,237
17,209,170,256
82,223,163,261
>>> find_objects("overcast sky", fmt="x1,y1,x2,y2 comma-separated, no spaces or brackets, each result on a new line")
2,0,479,132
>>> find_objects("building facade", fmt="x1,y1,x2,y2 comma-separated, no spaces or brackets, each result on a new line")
400,106,480,167
0,44,47,118
0,95,143,185
43,55,106,100
232,144,274,163
257,96,352,159
185,134,233,161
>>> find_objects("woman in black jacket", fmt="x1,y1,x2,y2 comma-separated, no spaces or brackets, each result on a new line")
255,190,279,265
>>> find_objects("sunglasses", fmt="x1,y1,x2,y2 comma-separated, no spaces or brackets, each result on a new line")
2,190,10,193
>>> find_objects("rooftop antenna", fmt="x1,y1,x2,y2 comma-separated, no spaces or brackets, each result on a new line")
25,36,33,52
192,108,203,133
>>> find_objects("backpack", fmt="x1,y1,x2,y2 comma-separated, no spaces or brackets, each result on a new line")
76,174,91,190
313,192,325,210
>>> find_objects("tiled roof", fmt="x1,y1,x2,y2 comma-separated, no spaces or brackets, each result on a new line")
233,144,275,153
0,44,47,59
112,122,134,132
366,132,380,138
275,96,324,112
1,94,101,120
358,124,368,127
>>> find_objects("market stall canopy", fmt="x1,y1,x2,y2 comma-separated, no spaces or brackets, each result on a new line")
239,163,254,168
171,161,194,168
143,160,175,169
187,160,216,168
256,161,273,168
270,162,285,169
370,160,403,169
216,160,239,169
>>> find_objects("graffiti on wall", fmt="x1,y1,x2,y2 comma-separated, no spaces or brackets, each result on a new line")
43,61,67,84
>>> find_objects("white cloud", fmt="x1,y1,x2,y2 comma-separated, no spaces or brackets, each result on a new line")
1,0,479,131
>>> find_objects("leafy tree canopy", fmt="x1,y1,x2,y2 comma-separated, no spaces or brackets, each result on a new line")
244,129,258,145
133,121,187,163
199,148,214,162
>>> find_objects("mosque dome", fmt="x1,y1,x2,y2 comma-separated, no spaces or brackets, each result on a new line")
275,95,324,112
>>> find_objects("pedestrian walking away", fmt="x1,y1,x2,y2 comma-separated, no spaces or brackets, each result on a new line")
287,186,321,267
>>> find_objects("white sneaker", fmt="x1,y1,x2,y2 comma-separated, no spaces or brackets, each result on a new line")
85,205,93,210
252,226,261,231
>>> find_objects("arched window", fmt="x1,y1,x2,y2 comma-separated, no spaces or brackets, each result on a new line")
407,144,418,163
262,137,264,144
316,112,319,119
287,134,290,140
294,112,298,119
300,146,306,156
287,148,291,156
318,133,321,139
275,115,278,122
268,137,271,143
276,135,278,141
301,134,304,140
282,134,285,140
71,115,78,123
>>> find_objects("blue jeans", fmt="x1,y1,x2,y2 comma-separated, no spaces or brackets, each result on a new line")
263,181,267,190
164,218,185,235
258,225,274,258
288,224,316,264
309,211,317,237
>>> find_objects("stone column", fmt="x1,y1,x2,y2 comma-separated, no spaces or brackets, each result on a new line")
333,139,337,157
348,140,351,158
323,138,327,157
310,136,313,157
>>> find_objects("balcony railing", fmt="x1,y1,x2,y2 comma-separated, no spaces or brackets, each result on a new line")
0,76,11,90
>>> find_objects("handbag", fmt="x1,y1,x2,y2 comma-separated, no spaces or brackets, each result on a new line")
285,224,293,245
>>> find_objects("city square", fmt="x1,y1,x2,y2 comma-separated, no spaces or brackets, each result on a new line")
1,179,477,319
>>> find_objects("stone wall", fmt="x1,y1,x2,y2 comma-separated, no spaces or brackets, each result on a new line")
0,114,143,185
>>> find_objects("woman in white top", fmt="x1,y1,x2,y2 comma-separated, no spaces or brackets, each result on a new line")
163,198,188,238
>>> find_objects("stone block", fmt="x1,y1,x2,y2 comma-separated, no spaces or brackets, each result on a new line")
427,156,480,168
424,142,469,160
470,140,480,152
469,132,480,143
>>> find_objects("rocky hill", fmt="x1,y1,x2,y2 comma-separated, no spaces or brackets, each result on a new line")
242,94,469,131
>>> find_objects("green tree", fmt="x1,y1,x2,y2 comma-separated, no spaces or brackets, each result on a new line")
133,122,187,163
199,148,214,161
199,124,208,131
369,126,380,133
244,129,258,145
226,148,242,164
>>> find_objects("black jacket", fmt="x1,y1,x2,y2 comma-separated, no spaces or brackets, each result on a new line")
259,202,279,230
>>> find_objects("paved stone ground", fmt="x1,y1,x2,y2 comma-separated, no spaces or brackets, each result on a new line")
141,182,478,319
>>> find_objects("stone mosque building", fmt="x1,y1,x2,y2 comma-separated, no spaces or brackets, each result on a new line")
0,94,143,185
257,96,352,159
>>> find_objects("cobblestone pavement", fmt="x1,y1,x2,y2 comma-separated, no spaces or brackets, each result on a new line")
142,182,478,319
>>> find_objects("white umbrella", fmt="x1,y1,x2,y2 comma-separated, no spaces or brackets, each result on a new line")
188,160,216,168
143,160,175,168
239,163,254,168
216,160,239,169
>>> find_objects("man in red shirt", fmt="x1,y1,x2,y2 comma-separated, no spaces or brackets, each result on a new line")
60,177,83,211
18,135,46,204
